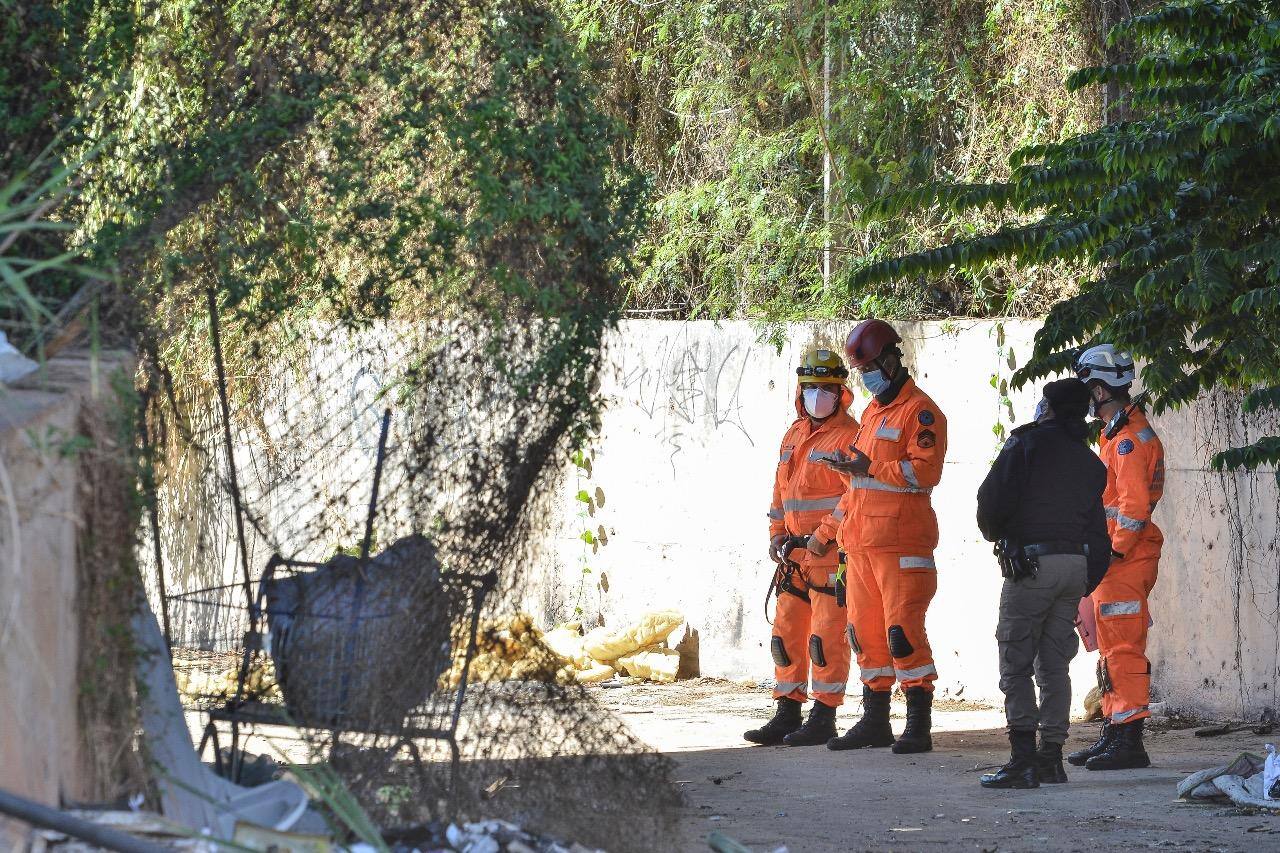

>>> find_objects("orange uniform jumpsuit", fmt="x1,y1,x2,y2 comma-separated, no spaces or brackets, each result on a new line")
1094,409,1165,724
815,378,947,693
767,386,860,708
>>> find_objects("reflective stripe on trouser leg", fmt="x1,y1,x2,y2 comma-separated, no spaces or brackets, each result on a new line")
1092,551,1158,723
873,550,938,691
845,549,894,691
771,587,811,701
809,581,851,706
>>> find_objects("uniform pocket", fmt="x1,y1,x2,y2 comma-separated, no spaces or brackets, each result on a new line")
856,492,900,549
995,621,1034,676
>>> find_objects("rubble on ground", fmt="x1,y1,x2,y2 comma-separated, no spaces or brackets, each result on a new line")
439,610,685,689
31,811,606,852
437,820,604,853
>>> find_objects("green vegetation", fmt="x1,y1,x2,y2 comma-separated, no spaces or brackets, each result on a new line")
852,0,1280,469
561,0,1110,319
4,0,643,444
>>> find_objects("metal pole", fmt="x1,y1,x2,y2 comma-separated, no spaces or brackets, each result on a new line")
822,0,832,294
360,408,393,564
0,787,169,853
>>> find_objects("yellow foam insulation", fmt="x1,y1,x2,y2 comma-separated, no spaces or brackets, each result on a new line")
173,654,280,703
581,609,684,662
439,610,685,688
616,645,680,684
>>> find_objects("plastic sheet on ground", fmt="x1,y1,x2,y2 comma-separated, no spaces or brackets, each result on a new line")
0,331,37,384
1178,752,1280,809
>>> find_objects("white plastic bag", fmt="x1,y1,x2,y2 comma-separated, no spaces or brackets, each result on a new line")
0,331,37,384
1264,743,1280,800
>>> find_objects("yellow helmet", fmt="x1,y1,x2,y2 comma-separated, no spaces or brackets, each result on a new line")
797,347,848,386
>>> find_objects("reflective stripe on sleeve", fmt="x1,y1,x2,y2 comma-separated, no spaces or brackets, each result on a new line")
1099,600,1141,617
1137,427,1157,443
901,460,920,488
783,496,842,513
1111,706,1148,723
767,508,784,520
850,479,930,495
1116,514,1147,532
832,508,845,521
780,449,793,462
895,663,937,680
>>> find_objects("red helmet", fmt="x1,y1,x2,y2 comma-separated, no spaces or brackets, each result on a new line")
844,319,902,368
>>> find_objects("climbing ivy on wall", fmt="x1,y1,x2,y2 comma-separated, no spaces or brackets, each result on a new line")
4,0,644,446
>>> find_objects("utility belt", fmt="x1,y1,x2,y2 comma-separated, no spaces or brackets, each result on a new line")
995,540,1089,582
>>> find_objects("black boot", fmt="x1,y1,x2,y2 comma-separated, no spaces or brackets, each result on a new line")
783,700,838,746
1066,721,1112,767
892,687,933,754
744,697,803,745
1036,739,1068,784
981,729,1040,789
827,687,894,750
1086,718,1151,770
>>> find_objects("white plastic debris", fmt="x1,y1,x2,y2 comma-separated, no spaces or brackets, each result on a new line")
1265,743,1280,800
1178,751,1280,808
0,331,37,384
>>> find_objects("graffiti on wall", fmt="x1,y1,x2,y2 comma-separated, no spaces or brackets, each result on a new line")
614,330,755,472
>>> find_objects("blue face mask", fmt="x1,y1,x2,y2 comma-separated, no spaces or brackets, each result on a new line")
859,368,892,397
1033,398,1050,422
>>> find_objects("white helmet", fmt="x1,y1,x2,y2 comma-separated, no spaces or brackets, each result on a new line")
1074,344,1135,388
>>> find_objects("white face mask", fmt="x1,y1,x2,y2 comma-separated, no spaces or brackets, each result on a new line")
802,387,839,419
859,368,892,397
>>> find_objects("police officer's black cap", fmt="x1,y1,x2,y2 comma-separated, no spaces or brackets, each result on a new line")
1043,378,1090,420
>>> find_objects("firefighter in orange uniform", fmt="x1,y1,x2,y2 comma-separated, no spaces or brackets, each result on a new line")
1068,344,1164,770
811,319,947,754
744,348,860,747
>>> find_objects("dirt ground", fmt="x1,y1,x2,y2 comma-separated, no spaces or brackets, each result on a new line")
596,679,1280,853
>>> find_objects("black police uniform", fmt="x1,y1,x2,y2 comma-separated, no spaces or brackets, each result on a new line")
976,417,1109,747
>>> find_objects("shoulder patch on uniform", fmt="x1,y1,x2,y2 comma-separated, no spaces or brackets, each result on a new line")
1118,438,1134,455
918,429,936,448
918,410,935,426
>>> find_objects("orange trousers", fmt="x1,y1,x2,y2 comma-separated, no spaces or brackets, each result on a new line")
846,549,938,692
771,563,851,707
1093,544,1159,723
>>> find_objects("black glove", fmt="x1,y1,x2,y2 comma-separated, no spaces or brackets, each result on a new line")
780,535,810,565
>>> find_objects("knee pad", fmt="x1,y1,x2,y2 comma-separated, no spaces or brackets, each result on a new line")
888,625,914,658
770,636,791,668
809,634,827,668
846,624,862,654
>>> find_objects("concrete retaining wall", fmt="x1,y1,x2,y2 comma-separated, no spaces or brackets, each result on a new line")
526,320,1280,718
0,355,125,847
